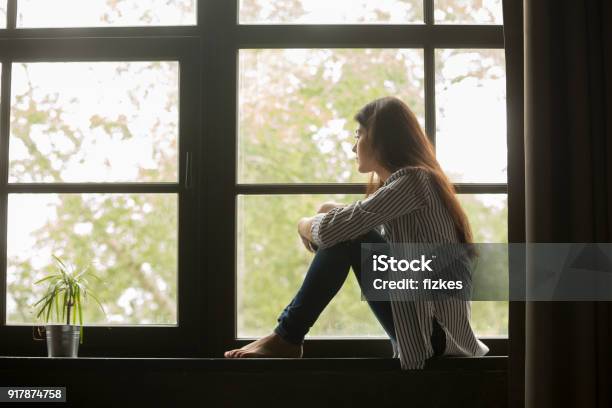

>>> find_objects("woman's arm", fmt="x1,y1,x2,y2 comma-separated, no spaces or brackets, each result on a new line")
309,168,432,249
297,201,347,252
317,201,347,214
298,216,316,243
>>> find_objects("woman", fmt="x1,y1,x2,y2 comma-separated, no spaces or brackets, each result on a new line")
224,96,489,369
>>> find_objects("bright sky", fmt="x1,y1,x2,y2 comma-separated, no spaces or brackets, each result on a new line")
17,0,196,27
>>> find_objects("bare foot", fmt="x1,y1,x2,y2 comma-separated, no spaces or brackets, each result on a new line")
224,333,303,358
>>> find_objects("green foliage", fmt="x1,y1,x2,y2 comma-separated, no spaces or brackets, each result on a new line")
33,255,106,343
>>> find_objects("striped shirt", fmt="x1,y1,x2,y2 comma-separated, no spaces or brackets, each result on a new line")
310,166,489,369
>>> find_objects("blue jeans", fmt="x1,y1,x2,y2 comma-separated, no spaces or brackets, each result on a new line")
273,229,446,357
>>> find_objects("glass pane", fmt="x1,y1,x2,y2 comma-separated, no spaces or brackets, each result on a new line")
238,49,425,184
9,62,179,183
6,193,178,325
17,0,196,28
0,0,6,28
459,193,507,336
240,0,422,24
434,0,503,24
238,193,508,337
459,194,507,244
237,194,386,338
435,49,506,183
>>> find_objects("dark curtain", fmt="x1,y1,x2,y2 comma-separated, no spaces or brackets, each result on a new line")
501,1,525,408
510,0,612,407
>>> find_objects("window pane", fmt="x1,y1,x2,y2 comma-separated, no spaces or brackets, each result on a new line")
459,194,507,244
239,0,422,24
237,194,386,338
238,193,508,338
17,0,196,28
6,193,178,325
9,62,179,183
0,0,6,28
238,49,425,184
434,0,503,24
459,193,507,336
435,49,506,183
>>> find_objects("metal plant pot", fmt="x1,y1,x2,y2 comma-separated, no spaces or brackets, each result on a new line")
46,325,80,357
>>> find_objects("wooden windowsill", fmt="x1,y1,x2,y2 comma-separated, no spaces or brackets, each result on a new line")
0,355,506,371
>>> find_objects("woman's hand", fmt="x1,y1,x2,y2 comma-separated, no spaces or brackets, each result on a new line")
299,235,316,253
297,202,344,253
297,217,317,253
317,201,345,214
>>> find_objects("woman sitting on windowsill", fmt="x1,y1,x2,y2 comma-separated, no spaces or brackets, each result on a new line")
224,96,489,370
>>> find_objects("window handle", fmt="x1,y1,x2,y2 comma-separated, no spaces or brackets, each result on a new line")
185,151,192,190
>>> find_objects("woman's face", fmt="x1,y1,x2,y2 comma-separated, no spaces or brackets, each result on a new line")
352,125,377,173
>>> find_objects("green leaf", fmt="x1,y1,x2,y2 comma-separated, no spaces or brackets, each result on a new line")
54,290,60,323
75,265,90,280
61,289,68,323
72,287,77,325
35,297,51,319
35,290,55,322
33,292,52,307
88,273,103,283
34,274,61,285
79,284,88,299
76,286,83,327
52,254,67,270
44,295,53,323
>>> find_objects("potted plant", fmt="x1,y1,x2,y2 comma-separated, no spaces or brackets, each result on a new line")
33,255,105,357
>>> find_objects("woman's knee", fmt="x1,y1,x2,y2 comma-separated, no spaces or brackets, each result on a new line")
349,229,386,246
312,240,351,260
313,229,386,261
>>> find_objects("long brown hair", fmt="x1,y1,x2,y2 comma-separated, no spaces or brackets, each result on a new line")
354,96,477,259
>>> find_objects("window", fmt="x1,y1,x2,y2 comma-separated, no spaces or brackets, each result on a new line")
0,2,199,355
235,0,508,354
1,0,511,357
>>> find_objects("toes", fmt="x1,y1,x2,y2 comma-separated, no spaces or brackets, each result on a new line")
239,349,266,358
225,346,257,358
224,349,240,358
236,349,257,358
224,335,278,359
